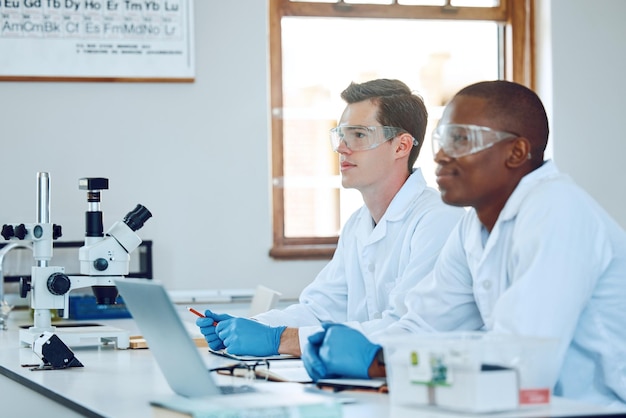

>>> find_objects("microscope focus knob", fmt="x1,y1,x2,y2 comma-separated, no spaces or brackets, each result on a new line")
93,258,109,271
1,224,15,240
47,272,71,296
53,224,63,240
14,224,28,240
19,277,31,298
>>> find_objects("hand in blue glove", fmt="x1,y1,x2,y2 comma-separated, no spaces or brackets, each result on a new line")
215,317,286,357
302,328,327,381
302,323,381,381
196,309,233,351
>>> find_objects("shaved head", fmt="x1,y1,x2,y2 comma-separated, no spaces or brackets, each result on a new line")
452,81,549,165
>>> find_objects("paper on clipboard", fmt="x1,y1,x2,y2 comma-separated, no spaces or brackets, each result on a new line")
208,348,297,361
214,359,313,383
317,378,388,392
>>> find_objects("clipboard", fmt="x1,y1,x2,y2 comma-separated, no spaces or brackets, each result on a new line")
208,348,297,361
316,378,388,393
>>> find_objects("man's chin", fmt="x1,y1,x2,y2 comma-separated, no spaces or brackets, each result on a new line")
440,190,465,207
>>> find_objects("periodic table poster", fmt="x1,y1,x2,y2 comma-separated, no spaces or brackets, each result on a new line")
0,0,194,81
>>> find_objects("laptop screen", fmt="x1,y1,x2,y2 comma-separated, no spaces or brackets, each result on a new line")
115,278,223,397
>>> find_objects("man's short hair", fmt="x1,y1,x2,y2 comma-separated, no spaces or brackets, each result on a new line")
341,79,428,170
454,80,549,160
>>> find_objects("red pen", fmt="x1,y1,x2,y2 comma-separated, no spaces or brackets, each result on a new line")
187,307,218,326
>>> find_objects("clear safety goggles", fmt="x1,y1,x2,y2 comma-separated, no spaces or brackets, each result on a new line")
432,124,519,158
329,125,416,152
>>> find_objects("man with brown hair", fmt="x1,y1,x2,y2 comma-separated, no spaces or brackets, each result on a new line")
196,79,463,356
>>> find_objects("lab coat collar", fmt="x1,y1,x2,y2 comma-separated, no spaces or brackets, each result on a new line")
382,168,428,222
496,160,560,224
355,169,428,245
465,160,560,259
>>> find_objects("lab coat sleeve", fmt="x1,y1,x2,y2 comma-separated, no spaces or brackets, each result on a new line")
260,201,465,347
297,206,470,351
377,215,484,341
253,229,351,328
354,204,465,338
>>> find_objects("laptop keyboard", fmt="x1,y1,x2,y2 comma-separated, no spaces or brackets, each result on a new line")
219,385,257,395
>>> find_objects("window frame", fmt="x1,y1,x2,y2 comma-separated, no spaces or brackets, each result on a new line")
269,0,534,260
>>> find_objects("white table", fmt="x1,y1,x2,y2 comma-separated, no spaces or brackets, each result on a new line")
0,307,621,418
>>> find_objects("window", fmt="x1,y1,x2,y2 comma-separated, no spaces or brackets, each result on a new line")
269,0,533,259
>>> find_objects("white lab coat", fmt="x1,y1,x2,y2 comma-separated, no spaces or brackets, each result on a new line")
380,161,626,408
254,169,464,350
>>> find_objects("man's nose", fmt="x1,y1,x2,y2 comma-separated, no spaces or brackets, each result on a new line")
433,147,452,163
336,140,351,154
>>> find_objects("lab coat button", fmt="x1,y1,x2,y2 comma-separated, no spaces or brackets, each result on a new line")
373,312,382,319
368,264,375,272
482,280,492,290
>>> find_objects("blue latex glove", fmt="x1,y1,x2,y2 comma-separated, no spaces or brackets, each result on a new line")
302,329,327,381
215,317,287,356
196,309,234,350
302,323,381,381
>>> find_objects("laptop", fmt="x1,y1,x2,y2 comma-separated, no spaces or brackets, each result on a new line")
114,278,256,398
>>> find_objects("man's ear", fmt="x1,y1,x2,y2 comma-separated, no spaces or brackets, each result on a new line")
394,133,414,158
506,137,532,168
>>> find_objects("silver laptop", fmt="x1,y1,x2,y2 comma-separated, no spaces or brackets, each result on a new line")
114,278,255,398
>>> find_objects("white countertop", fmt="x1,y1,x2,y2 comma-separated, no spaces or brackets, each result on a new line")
0,306,621,418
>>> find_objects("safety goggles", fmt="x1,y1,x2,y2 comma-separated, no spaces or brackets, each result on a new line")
329,125,416,152
432,124,519,158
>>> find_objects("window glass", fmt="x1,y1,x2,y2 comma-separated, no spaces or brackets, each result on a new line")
280,17,499,237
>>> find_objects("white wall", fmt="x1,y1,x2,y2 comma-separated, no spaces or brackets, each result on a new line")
0,0,327,299
536,0,626,228
2,0,624,299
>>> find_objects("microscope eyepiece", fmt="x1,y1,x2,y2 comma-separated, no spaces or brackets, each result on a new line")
80,178,109,237
79,178,109,191
123,205,152,232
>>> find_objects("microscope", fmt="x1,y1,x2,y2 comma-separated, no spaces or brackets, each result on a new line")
1,172,152,349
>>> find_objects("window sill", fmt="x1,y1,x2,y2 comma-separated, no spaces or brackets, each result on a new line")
269,244,336,260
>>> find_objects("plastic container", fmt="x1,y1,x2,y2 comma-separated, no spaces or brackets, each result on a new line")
381,332,560,412
480,333,560,406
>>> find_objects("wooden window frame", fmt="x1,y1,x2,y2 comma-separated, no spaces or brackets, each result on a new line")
269,0,534,260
